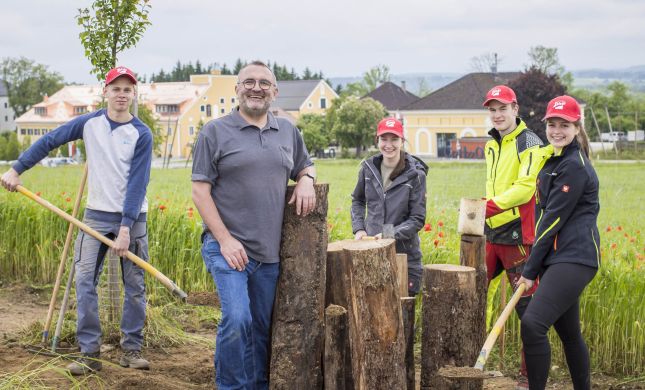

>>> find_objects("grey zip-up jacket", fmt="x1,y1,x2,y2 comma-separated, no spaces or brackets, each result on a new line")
351,153,428,265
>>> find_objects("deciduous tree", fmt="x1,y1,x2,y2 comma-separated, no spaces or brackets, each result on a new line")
329,97,386,157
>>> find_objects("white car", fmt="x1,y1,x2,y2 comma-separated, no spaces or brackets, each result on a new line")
42,157,79,167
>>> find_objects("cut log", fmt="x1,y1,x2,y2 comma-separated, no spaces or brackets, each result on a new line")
459,234,487,353
401,297,416,390
269,184,329,390
342,239,406,390
421,264,483,390
396,253,409,297
324,304,348,390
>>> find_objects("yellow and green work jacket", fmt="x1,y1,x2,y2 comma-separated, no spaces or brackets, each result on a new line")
485,118,547,245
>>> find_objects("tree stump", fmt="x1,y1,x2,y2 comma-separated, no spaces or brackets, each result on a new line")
343,239,406,390
421,264,483,390
324,304,348,390
459,234,487,352
269,183,329,390
396,253,408,297
401,297,416,390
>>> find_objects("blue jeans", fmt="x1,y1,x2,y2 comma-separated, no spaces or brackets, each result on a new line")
201,234,279,390
73,218,148,353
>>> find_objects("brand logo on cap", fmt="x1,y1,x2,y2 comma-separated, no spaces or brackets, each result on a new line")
385,119,396,128
491,88,501,97
116,67,128,74
553,100,566,110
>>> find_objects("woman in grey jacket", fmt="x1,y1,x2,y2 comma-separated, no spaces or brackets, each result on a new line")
351,117,428,296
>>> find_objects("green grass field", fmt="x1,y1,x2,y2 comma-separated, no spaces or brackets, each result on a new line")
0,160,643,376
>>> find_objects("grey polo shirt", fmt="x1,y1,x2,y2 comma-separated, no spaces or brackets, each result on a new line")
191,109,313,263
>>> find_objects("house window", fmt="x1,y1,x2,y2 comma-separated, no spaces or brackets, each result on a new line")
200,105,205,112
206,104,212,117
28,128,33,135
220,98,225,104
307,101,313,109
189,126,195,135
35,107,47,115
221,108,225,114
320,98,327,109
155,105,179,113
35,129,40,135
167,127,172,136
20,129,26,135
231,97,235,104
3,102,6,108
74,106,87,115
4,116,7,122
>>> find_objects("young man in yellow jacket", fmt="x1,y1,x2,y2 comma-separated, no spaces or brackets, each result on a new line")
482,85,546,390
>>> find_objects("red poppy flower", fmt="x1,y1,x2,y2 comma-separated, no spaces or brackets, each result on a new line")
606,226,612,232
433,239,439,247
36,192,41,197
159,205,167,211
438,231,445,238
630,237,636,243
65,197,71,202
617,226,623,231
424,223,431,232
438,221,444,227
611,243,617,249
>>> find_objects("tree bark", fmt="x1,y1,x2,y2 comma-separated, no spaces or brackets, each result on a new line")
342,239,406,389
269,184,329,390
401,297,416,390
421,264,483,390
324,304,348,390
459,234,487,353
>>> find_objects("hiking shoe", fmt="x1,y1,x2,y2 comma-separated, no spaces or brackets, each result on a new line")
67,352,102,375
516,374,529,390
119,349,150,370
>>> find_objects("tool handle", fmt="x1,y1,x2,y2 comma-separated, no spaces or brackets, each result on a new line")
16,185,187,301
474,283,527,370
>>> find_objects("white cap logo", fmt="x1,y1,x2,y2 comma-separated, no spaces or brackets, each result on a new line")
553,100,566,110
491,88,501,96
385,119,396,127
117,67,128,74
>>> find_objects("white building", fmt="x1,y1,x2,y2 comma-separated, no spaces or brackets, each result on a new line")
0,80,17,132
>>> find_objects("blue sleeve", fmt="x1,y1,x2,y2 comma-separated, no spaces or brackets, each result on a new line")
121,128,153,228
12,112,94,174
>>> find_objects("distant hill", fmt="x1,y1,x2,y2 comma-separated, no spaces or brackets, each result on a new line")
330,65,645,96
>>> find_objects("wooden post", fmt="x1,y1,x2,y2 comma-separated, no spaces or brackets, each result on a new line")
270,184,329,390
459,234,487,355
324,304,348,390
396,253,408,297
401,297,416,390
421,264,483,390
342,239,406,389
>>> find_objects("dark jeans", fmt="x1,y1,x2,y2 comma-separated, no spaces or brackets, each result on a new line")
521,262,597,390
201,235,279,390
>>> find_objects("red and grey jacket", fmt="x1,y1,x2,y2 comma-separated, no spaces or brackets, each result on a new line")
485,118,547,245
522,139,601,280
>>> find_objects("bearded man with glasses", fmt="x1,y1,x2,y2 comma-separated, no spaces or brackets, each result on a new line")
191,60,316,389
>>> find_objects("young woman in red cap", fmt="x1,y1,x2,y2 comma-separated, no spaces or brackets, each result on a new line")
517,96,599,390
350,117,428,296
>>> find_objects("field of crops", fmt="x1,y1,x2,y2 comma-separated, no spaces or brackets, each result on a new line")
0,160,643,377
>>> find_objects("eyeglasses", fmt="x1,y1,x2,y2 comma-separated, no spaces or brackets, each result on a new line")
237,79,274,90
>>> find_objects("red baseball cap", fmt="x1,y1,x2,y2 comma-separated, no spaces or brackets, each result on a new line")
482,85,517,106
543,95,581,122
377,117,404,138
105,66,137,86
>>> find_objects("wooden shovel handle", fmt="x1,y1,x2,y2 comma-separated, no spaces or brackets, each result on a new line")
16,185,187,301
474,283,527,370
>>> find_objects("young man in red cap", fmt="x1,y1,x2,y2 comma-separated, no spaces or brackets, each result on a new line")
1,66,153,375
482,85,546,389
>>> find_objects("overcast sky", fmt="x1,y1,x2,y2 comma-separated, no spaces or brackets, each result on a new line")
2,0,644,84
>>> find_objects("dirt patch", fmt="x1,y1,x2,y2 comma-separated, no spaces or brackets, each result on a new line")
0,283,50,335
186,291,220,308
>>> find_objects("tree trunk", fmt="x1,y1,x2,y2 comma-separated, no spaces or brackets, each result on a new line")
324,304,348,390
343,239,406,389
325,239,356,389
401,297,416,390
421,264,483,390
396,253,408,298
269,184,328,390
459,234,487,353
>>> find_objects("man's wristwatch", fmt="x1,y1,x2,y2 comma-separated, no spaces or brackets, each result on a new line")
302,173,316,183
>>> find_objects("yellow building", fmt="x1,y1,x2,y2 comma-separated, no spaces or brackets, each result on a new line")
398,72,521,157
16,72,338,159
